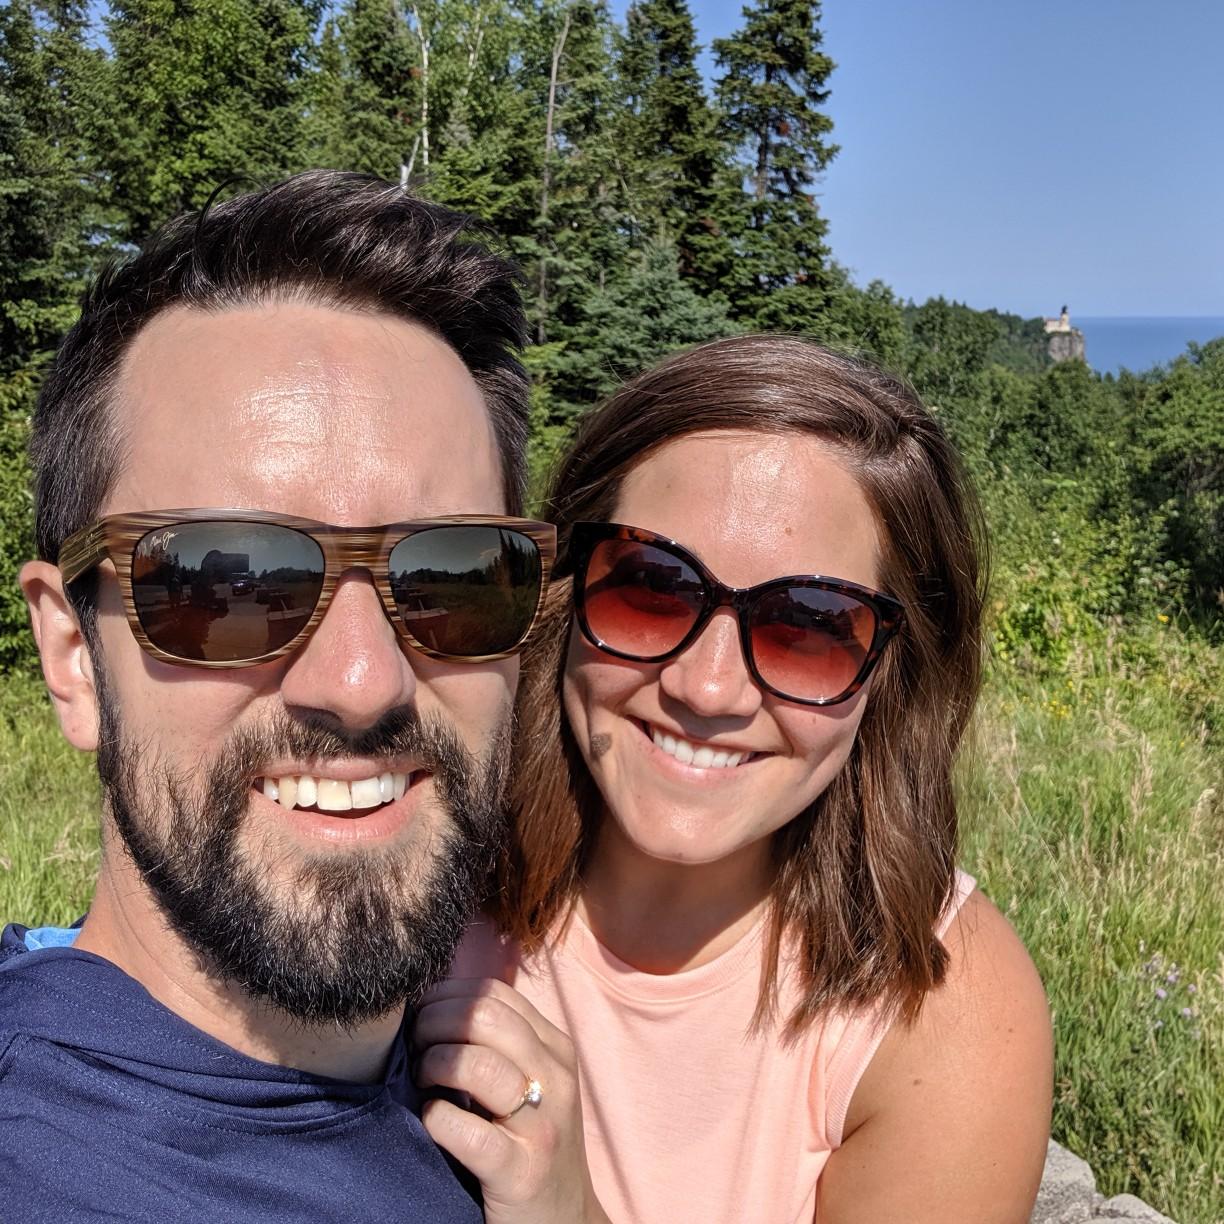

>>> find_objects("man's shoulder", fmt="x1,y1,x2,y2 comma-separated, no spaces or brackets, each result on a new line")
0,922,85,1016
0,938,485,1222
0,922,33,966
0,923,41,1032
0,921,81,966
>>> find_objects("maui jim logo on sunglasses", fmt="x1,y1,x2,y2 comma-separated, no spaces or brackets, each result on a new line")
146,529,177,553
59,509,556,669
569,522,904,707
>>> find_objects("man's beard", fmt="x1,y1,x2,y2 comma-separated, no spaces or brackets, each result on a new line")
95,674,510,1029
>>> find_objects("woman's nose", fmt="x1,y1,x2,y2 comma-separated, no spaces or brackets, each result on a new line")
657,608,763,720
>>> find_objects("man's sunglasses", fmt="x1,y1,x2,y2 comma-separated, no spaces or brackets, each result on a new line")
59,509,557,669
570,522,904,706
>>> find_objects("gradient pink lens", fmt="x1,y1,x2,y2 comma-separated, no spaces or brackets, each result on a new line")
582,539,704,657
750,587,876,700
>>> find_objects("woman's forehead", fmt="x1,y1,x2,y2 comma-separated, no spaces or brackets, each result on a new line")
611,430,882,590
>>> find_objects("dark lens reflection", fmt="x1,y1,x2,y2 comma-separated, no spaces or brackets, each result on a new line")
390,526,541,656
131,523,325,662
749,587,876,701
582,539,706,658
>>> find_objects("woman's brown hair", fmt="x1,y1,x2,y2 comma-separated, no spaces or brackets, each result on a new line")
491,334,987,1034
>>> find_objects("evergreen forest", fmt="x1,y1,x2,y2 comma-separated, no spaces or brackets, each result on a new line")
1,3,1221,1220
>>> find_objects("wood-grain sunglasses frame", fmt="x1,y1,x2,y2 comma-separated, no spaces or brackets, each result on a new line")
59,508,557,669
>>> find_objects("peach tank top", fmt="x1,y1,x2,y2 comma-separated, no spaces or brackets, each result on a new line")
452,869,976,1224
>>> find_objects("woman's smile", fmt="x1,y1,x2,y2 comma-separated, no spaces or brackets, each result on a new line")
640,719,762,771
563,429,877,870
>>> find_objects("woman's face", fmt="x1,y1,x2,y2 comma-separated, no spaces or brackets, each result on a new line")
562,430,883,872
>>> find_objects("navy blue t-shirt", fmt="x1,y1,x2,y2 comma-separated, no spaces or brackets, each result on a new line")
0,923,482,1222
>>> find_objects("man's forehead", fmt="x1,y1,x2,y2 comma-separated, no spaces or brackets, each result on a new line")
105,301,505,521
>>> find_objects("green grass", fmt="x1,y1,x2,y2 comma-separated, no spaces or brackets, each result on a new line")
0,626,1221,1223
0,672,98,926
962,626,1224,1224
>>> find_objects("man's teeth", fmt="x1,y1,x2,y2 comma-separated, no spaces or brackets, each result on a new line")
650,726,746,769
259,771,409,812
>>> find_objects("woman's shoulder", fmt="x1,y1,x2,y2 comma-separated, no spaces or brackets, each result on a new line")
819,885,1053,1220
851,886,1052,1128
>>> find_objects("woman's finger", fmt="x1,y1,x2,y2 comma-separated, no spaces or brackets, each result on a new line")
420,977,563,1045
417,1041,541,1123
420,1097,519,1186
416,979,575,1064
414,992,535,1052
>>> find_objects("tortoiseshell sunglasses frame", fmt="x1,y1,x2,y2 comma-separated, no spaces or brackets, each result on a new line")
569,521,905,706
59,508,557,669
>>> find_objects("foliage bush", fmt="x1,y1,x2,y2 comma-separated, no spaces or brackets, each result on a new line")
982,465,1186,670
0,379,35,674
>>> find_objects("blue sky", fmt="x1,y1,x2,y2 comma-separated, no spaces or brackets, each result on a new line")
613,0,1224,318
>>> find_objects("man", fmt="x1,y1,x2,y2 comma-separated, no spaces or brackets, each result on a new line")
2,171,554,1220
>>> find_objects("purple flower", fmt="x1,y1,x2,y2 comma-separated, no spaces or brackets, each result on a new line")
1187,983,1198,995
1155,987,1168,1000
1181,1007,1193,1018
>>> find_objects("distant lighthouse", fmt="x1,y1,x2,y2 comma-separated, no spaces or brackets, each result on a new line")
1043,305,1086,363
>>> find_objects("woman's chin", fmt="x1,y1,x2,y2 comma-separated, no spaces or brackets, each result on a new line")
603,804,771,872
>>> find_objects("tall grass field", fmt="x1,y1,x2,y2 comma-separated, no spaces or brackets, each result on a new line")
2,627,1221,1223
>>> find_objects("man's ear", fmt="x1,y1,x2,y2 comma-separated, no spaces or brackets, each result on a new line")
20,561,101,751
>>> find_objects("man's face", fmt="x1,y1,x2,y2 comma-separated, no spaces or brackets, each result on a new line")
87,300,517,1025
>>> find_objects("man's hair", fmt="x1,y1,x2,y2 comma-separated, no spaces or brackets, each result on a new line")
31,170,530,571
493,334,987,1035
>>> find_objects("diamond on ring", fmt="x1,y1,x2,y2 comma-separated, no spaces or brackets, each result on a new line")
495,1076,544,1122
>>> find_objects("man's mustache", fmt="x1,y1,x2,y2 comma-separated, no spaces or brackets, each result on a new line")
224,706,470,783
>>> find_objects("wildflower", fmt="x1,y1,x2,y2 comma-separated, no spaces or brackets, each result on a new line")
1157,613,1169,624
1155,987,1168,1000
1187,983,1197,995
1154,1020,1164,1030
1181,1008,1194,1019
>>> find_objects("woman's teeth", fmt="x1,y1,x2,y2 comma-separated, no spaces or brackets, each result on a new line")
650,726,747,769
258,771,409,812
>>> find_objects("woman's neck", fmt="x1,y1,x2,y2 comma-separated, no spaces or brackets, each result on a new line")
577,820,774,974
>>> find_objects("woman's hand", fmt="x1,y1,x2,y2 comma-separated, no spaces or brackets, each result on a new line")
413,977,611,1224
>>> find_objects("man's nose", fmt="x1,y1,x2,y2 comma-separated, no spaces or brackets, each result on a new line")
657,608,763,720
278,570,416,730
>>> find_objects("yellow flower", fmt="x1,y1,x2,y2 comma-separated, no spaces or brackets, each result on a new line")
1157,613,1169,624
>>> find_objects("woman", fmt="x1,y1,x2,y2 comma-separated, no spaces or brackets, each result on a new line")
415,335,1053,1223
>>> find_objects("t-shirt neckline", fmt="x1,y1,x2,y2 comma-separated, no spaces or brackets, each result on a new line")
562,903,770,1004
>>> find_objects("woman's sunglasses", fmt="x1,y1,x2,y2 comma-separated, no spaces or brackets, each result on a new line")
59,509,556,669
570,522,904,706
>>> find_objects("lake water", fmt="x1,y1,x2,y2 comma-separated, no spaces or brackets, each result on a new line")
1075,316,1224,376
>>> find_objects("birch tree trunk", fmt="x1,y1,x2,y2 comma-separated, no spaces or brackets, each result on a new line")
406,2,431,172
537,6,572,344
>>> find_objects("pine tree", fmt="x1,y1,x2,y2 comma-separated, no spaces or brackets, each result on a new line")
98,0,323,241
713,0,838,328
519,0,624,346
0,2,103,667
0,1,102,386
553,240,740,407
615,0,733,293
418,0,541,235
305,1,417,179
